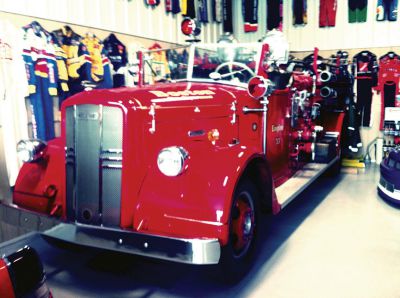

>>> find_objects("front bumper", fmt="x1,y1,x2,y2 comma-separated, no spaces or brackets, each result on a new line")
42,223,221,265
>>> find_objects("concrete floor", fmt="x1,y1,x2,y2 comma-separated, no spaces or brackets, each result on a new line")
1,164,400,297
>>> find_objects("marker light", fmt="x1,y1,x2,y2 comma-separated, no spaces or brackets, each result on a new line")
247,76,272,99
208,129,220,142
16,139,47,163
157,146,189,177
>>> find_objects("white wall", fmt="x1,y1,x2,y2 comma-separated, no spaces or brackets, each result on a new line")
0,0,223,44
232,0,400,51
286,0,400,51
2,1,400,50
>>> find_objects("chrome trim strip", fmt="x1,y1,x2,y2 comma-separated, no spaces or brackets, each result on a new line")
98,105,104,220
180,78,248,89
42,223,221,265
163,214,224,226
103,149,123,154
100,157,123,161
101,164,123,169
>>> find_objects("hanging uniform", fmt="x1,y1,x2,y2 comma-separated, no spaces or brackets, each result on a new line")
22,22,58,141
376,0,398,21
103,33,128,88
51,37,69,106
212,0,223,22
352,51,378,127
345,96,363,153
81,34,113,89
377,52,400,129
165,0,180,13
267,0,283,30
326,52,362,154
243,0,258,32
148,43,171,83
319,0,337,27
53,26,92,95
223,0,233,33
0,20,29,188
182,0,196,18
198,0,209,22
181,0,187,15
348,0,368,23
293,0,307,25
125,41,147,87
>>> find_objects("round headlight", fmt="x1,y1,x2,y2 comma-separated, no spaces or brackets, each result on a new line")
16,139,47,163
157,146,189,177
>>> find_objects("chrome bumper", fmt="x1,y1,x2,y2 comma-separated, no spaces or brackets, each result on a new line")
42,223,221,265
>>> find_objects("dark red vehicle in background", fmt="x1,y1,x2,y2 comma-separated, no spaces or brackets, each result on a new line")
12,40,345,281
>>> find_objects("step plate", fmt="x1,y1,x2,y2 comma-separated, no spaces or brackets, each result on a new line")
276,157,339,209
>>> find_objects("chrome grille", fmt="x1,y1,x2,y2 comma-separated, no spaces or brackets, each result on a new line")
66,104,123,227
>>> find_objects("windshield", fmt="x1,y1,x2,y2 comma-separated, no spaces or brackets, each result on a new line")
190,43,260,84
140,43,261,86
141,46,190,84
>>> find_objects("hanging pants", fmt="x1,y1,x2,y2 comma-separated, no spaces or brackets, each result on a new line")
267,0,282,30
346,101,363,153
243,0,258,32
376,0,398,21
356,78,373,127
0,127,11,200
319,0,337,27
379,81,397,129
293,0,307,25
29,77,55,141
223,0,233,32
383,81,396,107
348,0,367,23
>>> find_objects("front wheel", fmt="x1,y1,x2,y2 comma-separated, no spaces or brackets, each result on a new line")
218,180,260,283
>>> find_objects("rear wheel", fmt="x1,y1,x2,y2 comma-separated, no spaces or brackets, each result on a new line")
218,180,260,283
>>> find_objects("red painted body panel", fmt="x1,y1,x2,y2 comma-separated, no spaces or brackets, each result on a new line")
13,44,344,250
13,138,65,217
0,259,15,298
266,89,291,184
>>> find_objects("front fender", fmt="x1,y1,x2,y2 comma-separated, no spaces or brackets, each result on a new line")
13,138,65,218
135,143,261,245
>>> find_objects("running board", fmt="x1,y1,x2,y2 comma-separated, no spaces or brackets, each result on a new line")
275,157,339,209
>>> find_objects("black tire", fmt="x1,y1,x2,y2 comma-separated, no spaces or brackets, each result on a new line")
218,179,260,283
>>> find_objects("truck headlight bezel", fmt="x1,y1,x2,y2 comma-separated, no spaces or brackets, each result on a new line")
16,139,47,163
157,146,189,177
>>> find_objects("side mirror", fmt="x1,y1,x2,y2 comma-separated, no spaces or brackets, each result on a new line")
247,76,274,99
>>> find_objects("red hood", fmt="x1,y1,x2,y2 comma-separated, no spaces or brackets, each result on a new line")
62,81,246,110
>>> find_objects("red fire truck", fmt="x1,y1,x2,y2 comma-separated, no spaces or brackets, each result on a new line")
12,41,344,280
